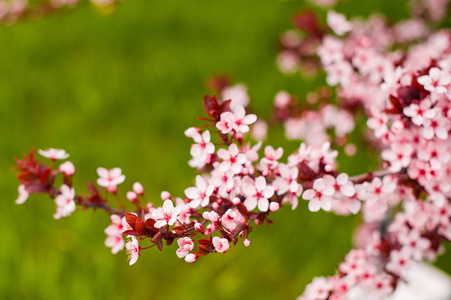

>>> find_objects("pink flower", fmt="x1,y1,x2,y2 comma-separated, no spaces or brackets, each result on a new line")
15,184,29,204
126,191,138,202
104,214,125,254
184,175,214,208
302,178,335,212
403,99,436,126
96,167,126,192
243,176,275,212
38,148,69,160
217,144,247,174
151,199,182,228
398,230,430,260
188,130,215,169
184,253,197,263
212,236,230,253
327,11,352,36
385,248,413,277
53,184,76,219
133,182,144,195
273,163,300,195
59,161,75,176
417,67,450,94
125,236,140,265
176,237,194,258
216,105,257,135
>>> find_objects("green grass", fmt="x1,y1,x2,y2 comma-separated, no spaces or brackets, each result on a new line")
1,1,450,299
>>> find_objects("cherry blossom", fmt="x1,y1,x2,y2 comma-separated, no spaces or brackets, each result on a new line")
125,236,140,265
302,178,335,212
15,184,29,204
243,176,275,212
105,214,125,254
96,167,126,192
59,161,75,176
327,11,352,36
151,199,182,228
176,237,194,258
184,175,214,208
212,236,230,253
417,67,451,94
38,148,69,160
216,143,247,174
53,184,76,219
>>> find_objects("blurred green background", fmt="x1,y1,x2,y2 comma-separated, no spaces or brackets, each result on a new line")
1,0,450,299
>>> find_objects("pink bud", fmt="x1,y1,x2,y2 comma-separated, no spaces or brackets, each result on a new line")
202,211,210,221
274,91,291,108
126,191,138,202
243,239,251,247
185,253,197,263
160,191,171,200
269,202,279,212
212,202,219,210
324,164,333,172
59,161,75,176
133,182,144,195
195,223,204,233
107,185,117,193
209,212,220,223
232,197,241,205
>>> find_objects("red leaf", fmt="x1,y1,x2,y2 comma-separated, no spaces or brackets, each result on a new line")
125,213,139,230
39,168,52,186
25,182,48,194
135,218,146,235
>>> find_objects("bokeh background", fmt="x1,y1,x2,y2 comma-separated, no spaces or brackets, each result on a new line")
1,0,450,299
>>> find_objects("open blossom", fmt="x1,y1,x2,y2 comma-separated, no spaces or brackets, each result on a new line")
302,178,335,212
327,11,352,36
212,236,230,253
125,236,140,265
217,143,247,174
15,184,29,204
188,129,215,169
273,163,300,195
417,67,451,94
38,148,69,160
96,167,126,192
151,199,182,228
185,175,214,208
243,176,275,212
176,237,195,258
53,184,76,219
105,214,125,254
216,105,257,135
403,99,436,126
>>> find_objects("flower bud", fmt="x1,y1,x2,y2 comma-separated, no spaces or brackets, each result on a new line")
160,191,171,200
243,239,251,247
195,222,204,233
232,197,241,205
126,191,138,202
185,253,197,263
133,182,144,195
107,185,117,193
269,202,279,212
59,161,75,176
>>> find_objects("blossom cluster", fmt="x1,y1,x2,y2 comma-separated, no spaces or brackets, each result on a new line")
12,1,451,299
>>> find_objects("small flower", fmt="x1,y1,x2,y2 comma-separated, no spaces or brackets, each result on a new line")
184,175,214,208
38,148,69,160
302,178,335,212
53,184,76,219
151,199,182,228
212,236,230,253
96,167,126,192
327,11,352,36
176,237,195,258
59,161,75,176
15,184,29,204
243,176,275,212
125,236,140,265
417,67,451,94
184,253,197,263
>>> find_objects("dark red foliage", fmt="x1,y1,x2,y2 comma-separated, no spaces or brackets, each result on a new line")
292,10,324,38
202,94,231,122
